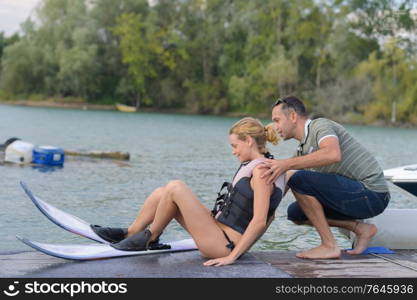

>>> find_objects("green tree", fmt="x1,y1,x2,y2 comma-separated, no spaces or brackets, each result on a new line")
356,38,417,123
0,32,20,98
1,0,416,123
0,20,48,96
0,32,19,60
113,8,186,108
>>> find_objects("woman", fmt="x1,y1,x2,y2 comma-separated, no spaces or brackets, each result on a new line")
92,117,285,266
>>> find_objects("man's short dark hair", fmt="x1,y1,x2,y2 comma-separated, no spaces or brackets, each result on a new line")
272,96,308,118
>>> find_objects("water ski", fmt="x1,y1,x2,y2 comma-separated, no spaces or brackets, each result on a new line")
18,181,198,260
17,236,197,260
20,181,109,244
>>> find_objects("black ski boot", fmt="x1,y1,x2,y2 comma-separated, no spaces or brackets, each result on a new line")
148,232,171,250
90,225,128,243
111,229,153,251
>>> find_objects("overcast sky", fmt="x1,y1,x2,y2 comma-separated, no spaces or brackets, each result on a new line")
0,0,160,37
0,0,41,36
1,0,415,38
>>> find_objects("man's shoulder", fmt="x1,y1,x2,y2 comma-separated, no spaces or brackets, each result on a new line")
311,117,338,126
310,118,341,131
308,118,349,146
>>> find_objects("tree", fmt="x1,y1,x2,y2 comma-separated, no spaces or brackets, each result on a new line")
113,8,185,108
1,0,416,123
0,32,19,60
0,32,20,97
356,38,417,123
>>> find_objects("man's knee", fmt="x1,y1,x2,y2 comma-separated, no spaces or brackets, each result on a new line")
291,220,305,225
287,202,308,224
285,170,296,182
287,215,307,225
287,170,307,189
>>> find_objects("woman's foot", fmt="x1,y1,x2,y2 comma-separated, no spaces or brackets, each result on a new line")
296,244,341,259
346,222,377,255
111,229,153,251
91,225,127,243
147,232,171,250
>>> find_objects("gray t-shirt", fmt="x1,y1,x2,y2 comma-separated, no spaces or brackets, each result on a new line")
297,118,389,193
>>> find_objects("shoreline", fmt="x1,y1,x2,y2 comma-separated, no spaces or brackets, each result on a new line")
1,99,116,111
1,100,415,128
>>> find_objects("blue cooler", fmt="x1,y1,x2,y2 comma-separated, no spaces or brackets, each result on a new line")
32,146,65,166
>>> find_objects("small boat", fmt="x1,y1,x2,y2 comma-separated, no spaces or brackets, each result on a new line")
115,103,137,112
384,164,417,196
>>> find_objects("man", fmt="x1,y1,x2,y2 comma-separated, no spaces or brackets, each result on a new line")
260,96,390,259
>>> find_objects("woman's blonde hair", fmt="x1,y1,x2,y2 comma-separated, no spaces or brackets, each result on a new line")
229,117,279,154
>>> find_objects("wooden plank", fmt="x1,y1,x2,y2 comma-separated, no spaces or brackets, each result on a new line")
0,251,67,277
3,249,417,278
371,250,417,273
252,250,417,278
0,251,290,278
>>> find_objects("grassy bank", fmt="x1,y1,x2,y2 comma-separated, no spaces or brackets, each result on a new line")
1,98,415,128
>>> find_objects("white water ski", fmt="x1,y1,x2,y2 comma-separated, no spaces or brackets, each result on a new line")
20,181,110,244
18,181,198,260
17,236,197,260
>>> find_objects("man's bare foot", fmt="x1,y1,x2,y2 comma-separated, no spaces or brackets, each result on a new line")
347,222,377,255
296,244,341,259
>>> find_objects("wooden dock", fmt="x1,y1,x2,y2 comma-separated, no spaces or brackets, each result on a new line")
253,250,417,278
1,249,417,278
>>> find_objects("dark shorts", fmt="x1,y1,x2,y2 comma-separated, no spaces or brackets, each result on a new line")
286,170,390,222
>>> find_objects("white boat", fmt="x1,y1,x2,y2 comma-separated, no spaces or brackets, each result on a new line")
384,164,417,196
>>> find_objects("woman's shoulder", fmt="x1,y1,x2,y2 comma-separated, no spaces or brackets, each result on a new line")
251,163,273,183
252,159,269,173
252,164,265,176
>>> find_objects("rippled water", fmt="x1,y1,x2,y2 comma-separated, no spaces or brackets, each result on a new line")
1,104,416,252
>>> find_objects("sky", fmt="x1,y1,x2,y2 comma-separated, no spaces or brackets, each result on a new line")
0,0,159,37
0,0,42,36
1,0,415,38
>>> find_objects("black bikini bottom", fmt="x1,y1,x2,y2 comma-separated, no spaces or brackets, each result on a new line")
222,230,235,250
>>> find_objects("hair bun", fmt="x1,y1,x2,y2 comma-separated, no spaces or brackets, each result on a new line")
265,123,279,145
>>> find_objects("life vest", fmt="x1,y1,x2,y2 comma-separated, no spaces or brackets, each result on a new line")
212,156,285,234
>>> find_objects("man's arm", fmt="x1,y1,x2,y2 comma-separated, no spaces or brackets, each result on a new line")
287,137,341,169
260,137,341,184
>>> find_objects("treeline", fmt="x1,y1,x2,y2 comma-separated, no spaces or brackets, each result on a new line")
0,0,416,123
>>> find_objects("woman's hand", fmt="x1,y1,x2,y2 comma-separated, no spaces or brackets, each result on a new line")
203,255,236,267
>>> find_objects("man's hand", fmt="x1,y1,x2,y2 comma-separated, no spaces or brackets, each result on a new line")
259,159,290,184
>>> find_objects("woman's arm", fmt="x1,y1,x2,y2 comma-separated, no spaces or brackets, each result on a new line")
204,166,274,266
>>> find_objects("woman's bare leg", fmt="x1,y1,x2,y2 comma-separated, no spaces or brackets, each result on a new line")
148,180,232,258
127,187,165,236
126,185,191,236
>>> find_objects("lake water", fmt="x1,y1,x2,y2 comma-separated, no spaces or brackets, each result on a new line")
1,104,417,253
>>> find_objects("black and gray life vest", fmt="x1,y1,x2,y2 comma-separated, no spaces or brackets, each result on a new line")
212,156,285,234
